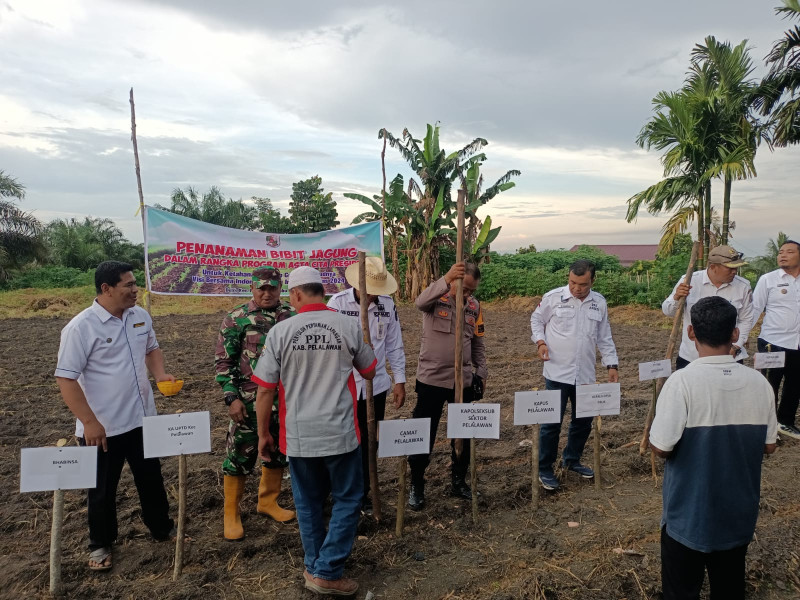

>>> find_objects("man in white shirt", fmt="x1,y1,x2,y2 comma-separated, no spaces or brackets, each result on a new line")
662,245,752,369
752,240,800,439
650,296,777,599
327,257,406,511
530,260,619,491
55,261,176,572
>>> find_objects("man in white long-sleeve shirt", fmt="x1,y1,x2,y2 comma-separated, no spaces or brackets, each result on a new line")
752,240,800,439
662,245,752,369
530,260,619,491
327,257,406,509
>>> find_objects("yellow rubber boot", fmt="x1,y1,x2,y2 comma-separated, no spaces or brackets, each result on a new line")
223,475,246,541
257,467,296,522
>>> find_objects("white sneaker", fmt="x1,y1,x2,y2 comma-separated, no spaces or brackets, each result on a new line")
778,424,800,440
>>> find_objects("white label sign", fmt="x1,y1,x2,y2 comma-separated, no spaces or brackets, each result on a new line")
513,391,562,425
575,383,621,418
446,403,501,439
754,351,786,370
638,359,672,381
20,446,98,492
143,411,212,458
377,418,431,458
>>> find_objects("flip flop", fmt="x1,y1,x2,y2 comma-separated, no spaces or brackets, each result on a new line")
88,547,112,571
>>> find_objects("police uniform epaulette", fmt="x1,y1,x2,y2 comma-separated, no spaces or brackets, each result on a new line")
542,288,563,299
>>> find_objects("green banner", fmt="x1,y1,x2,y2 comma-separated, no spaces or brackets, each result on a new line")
144,206,383,296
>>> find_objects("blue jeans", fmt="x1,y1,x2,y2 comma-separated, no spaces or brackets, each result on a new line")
538,379,593,474
288,448,362,580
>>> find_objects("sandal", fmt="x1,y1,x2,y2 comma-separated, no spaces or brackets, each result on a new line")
88,547,112,571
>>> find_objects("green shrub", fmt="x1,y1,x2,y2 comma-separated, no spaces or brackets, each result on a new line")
0,266,147,291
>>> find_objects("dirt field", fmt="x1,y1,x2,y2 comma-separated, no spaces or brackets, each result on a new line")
1,302,799,599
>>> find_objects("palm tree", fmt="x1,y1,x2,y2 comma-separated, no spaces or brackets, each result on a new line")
689,37,761,244
755,1,800,146
160,186,258,230
628,37,761,262
45,217,143,270
0,170,45,279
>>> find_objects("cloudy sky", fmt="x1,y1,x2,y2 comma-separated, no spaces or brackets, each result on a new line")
1,0,797,256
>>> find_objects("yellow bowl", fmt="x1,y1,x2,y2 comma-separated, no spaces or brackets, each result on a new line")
157,380,184,397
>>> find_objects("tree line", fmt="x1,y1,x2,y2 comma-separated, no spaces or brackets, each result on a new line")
627,2,800,267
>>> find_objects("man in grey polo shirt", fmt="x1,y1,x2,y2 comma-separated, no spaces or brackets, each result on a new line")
253,266,376,597
55,261,176,571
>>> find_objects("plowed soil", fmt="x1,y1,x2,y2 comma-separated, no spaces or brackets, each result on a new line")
1,304,798,599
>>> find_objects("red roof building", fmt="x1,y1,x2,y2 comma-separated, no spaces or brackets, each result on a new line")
569,244,660,267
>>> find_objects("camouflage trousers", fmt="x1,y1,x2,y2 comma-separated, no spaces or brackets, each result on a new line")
221,399,287,476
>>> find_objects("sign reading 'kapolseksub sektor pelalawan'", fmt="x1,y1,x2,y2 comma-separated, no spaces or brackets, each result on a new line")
144,206,382,296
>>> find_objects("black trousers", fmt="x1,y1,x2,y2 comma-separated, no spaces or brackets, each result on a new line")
357,390,387,498
661,526,747,600
408,380,474,484
81,427,173,550
758,338,800,427
675,355,691,371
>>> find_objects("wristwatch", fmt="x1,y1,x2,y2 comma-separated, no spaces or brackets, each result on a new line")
607,364,619,370
224,394,239,406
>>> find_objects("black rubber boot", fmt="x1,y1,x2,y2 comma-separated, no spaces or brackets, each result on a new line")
408,480,425,511
450,474,476,500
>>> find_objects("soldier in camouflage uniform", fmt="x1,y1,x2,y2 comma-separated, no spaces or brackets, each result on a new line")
215,267,296,541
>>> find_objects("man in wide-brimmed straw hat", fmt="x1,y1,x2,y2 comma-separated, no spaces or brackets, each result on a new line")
328,256,406,512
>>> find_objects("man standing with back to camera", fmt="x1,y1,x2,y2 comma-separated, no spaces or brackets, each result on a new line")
650,296,777,600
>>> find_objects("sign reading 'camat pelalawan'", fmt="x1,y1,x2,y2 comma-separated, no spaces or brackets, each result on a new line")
377,418,431,458
144,206,382,296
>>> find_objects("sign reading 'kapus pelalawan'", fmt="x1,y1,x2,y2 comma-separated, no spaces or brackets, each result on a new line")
377,418,431,458
513,391,562,425
447,403,501,439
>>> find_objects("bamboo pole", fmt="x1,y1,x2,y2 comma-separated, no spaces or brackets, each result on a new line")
129,88,150,314
173,455,186,580
453,188,466,459
49,489,63,596
593,417,602,490
470,440,478,522
531,424,540,509
639,242,700,454
395,458,406,537
650,381,658,479
358,252,381,520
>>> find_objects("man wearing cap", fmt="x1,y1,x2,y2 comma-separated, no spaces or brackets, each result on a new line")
253,266,377,597
662,245,753,370
407,261,487,511
214,266,295,541
752,240,800,439
327,257,406,511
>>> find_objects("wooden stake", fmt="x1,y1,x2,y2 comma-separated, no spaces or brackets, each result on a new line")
129,88,151,315
49,489,63,596
531,424,540,509
593,416,602,490
639,242,700,454
454,188,466,460
358,252,381,520
395,458,406,537
650,381,658,480
173,454,186,580
470,441,478,522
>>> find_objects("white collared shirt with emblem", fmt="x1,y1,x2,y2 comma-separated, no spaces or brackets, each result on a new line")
530,286,618,385
752,268,800,350
54,301,160,437
662,269,754,362
327,288,406,398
